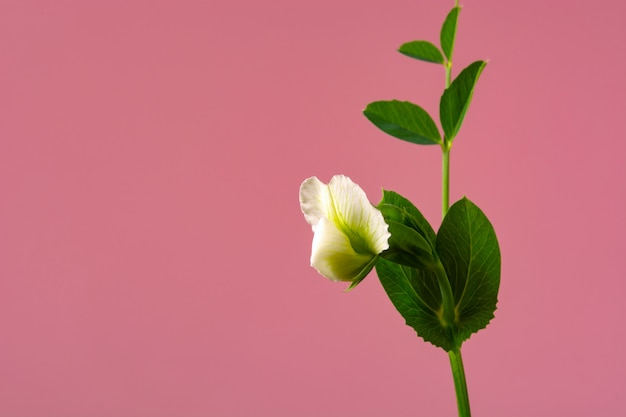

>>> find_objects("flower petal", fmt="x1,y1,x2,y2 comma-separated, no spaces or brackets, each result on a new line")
310,217,374,282
326,175,390,254
299,176,330,231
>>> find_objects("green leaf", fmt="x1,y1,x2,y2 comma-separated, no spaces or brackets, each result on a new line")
364,100,442,145
398,41,444,64
378,190,436,246
374,194,500,351
380,220,434,269
439,60,486,141
374,190,454,350
436,197,501,345
440,7,460,61
378,190,436,270
376,258,455,351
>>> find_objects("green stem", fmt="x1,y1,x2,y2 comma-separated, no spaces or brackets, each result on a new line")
449,348,471,417
442,146,450,218
442,60,452,218
443,4,468,417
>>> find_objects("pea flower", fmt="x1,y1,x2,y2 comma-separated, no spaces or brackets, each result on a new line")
299,175,390,287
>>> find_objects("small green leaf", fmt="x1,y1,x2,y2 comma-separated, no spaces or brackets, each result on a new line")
440,7,460,61
376,258,455,351
398,41,444,64
436,197,501,345
364,100,442,145
439,61,486,141
380,220,434,269
378,190,436,246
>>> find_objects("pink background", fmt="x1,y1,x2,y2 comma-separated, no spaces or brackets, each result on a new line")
1,0,625,416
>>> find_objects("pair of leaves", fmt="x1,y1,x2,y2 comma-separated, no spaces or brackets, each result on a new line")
363,61,485,146
376,191,500,351
362,6,485,145
398,7,459,64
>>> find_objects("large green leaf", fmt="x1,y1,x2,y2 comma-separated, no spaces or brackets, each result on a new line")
364,100,442,145
440,7,460,61
436,197,501,345
374,190,454,350
439,61,486,141
398,40,444,64
376,259,455,351
375,196,500,351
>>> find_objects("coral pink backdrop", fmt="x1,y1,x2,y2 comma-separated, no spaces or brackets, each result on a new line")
1,1,625,416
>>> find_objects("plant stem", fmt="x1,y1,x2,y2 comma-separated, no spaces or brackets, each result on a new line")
449,348,471,417
442,146,450,218
443,4,469,417
442,60,452,218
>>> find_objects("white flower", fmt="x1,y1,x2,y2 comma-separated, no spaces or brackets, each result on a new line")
299,175,390,285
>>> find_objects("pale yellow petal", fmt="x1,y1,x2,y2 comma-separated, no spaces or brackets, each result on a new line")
299,176,330,231
327,175,390,254
310,217,374,282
